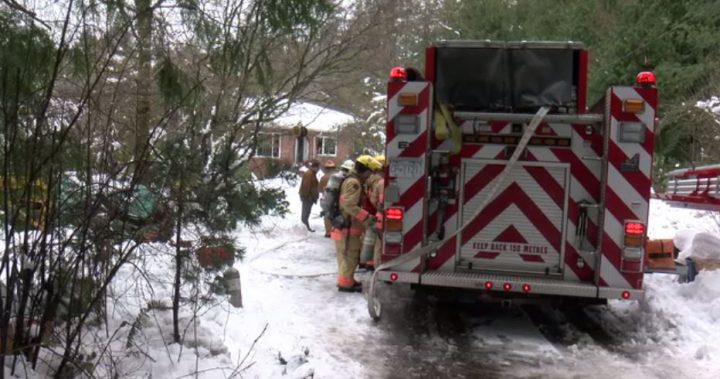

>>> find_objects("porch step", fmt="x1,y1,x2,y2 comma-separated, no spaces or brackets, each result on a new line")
420,271,598,298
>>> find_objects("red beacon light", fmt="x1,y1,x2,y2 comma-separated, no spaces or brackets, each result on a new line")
390,66,407,82
636,71,656,87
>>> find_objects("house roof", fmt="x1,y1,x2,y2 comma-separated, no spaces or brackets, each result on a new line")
274,101,355,132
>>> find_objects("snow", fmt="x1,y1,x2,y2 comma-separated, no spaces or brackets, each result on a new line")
274,102,355,132
112,185,720,379
6,179,720,378
696,96,720,117
648,198,720,260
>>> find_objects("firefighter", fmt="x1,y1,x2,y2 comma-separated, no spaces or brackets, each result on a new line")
339,159,354,173
360,155,385,270
318,160,337,238
299,160,320,232
332,155,380,292
370,155,386,269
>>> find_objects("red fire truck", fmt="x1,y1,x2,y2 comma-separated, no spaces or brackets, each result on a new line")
368,40,658,320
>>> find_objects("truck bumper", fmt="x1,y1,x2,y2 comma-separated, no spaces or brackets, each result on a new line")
376,270,643,300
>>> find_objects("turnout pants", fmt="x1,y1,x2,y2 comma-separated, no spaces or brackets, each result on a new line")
335,235,362,287
323,217,332,235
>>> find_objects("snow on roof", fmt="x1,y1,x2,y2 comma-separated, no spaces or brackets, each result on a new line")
274,101,355,132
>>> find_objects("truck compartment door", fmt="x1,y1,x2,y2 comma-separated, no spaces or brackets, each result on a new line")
458,159,569,275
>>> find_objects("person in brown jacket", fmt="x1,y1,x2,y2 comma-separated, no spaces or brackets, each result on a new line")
299,160,320,232
318,160,337,238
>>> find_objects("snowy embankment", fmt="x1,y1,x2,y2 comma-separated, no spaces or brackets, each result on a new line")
95,177,372,378
617,199,720,376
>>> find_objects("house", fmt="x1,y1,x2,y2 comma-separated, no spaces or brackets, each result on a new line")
249,101,357,177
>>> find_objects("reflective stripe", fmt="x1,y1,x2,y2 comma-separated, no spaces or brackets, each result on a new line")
337,276,355,287
330,229,344,241
355,209,369,221
331,227,364,239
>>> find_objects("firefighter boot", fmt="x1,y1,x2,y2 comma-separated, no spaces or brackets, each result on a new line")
337,281,362,293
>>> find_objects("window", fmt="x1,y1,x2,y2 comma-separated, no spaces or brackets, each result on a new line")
316,136,337,156
257,133,280,158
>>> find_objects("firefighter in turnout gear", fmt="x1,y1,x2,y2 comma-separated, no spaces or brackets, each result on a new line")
299,160,320,232
360,156,385,270
319,160,337,237
369,155,386,269
332,155,379,292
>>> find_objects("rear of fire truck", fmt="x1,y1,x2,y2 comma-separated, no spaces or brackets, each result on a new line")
368,41,658,320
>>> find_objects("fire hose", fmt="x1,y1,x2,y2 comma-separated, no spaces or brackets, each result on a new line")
368,106,550,320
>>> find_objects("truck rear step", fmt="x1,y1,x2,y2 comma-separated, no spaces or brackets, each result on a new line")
419,271,597,298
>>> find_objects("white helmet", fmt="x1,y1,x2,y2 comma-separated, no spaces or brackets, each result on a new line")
340,160,355,171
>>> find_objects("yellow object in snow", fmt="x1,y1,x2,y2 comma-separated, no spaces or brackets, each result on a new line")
434,104,462,154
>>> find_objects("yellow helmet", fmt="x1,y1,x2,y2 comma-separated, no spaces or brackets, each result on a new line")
374,155,386,168
355,155,382,172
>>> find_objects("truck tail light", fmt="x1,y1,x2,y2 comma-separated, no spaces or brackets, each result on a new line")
624,221,645,247
386,207,403,232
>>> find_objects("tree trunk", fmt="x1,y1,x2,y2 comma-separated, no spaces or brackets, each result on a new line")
135,0,152,183
172,172,184,344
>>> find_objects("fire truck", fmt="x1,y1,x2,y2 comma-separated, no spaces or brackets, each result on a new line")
367,40,659,320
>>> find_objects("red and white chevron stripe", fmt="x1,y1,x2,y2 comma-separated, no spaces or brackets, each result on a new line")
384,81,432,270
600,86,657,289
458,165,565,273
422,124,600,283
383,80,656,296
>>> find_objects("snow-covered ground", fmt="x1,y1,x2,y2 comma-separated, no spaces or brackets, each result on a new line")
8,178,720,378
102,178,720,379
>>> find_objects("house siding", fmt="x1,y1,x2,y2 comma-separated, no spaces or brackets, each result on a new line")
249,127,357,177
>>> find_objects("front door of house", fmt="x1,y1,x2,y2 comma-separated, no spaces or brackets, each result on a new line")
295,136,309,163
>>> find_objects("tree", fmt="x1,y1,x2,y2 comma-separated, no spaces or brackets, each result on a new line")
448,0,720,185
0,0,381,376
